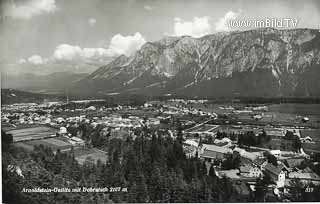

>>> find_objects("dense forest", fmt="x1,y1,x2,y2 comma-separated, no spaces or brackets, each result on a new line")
2,128,320,203
2,128,245,203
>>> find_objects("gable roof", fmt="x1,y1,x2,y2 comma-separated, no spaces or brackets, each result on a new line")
240,165,252,173
264,163,284,176
202,149,218,158
234,147,258,161
202,144,232,154
284,158,305,168
253,158,266,166
289,172,320,181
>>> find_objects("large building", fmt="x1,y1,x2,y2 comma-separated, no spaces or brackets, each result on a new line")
199,144,232,162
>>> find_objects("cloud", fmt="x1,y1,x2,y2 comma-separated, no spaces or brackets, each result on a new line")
18,33,146,70
53,44,82,62
108,32,146,56
173,16,211,38
51,33,146,63
52,44,114,64
88,18,97,27
3,0,57,19
144,5,153,11
27,55,45,65
18,59,27,64
214,10,242,32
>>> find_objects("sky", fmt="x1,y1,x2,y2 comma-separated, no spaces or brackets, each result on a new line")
1,0,320,75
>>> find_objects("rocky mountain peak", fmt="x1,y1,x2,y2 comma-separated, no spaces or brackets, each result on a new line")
73,28,320,97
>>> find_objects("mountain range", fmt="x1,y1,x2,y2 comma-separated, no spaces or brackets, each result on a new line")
4,28,320,98
72,28,320,98
1,72,89,95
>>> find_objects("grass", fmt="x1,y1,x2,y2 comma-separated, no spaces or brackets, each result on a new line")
22,137,72,151
74,148,108,165
300,129,320,142
300,129,320,153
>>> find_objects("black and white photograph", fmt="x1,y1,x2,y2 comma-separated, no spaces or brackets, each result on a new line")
1,0,320,203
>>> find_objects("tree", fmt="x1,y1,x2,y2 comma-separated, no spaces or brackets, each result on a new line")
264,151,277,166
2,130,13,152
284,131,295,140
289,178,304,201
219,176,235,201
221,152,241,170
254,177,267,202
216,131,223,140
176,120,184,144
293,136,302,152
148,166,170,202
209,164,216,178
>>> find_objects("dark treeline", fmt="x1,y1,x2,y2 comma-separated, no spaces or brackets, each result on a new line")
2,129,248,203
235,97,320,104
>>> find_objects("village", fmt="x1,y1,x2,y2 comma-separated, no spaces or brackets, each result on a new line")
2,98,320,201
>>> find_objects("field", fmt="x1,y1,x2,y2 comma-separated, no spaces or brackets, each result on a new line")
300,129,320,153
190,103,320,128
268,104,320,117
14,137,72,151
268,104,320,128
186,124,218,133
300,129,320,142
74,148,108,165
7,126,57,142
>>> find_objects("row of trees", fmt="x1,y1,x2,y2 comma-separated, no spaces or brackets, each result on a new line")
238,130,271,147
2,127,248,203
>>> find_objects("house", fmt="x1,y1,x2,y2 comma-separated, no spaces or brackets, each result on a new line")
270,150,281,157
284,157,305,169
253,158,267,168
239,164,262,178
234,147,258,161
146,118,160,126
59,127,67,135
264,163,287,188
253,114,262,120
217,169,240,179
69,137,85,146
214,137,232,147
86,106,96,111
183,139,199,148
288,169,320,184
301,136,313,143
199,144,232,162
265,128,285,139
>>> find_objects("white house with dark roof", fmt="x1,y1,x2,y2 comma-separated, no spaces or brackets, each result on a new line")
264,163,288,188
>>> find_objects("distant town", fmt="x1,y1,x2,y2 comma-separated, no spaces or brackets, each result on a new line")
2,97,320,202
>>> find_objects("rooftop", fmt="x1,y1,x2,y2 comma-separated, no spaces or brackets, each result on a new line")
264,163,285,176
202,144,233,154
288,172,320,181
284,158,305,168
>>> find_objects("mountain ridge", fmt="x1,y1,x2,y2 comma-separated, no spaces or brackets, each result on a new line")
72,28,320,97
2,71,89,94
